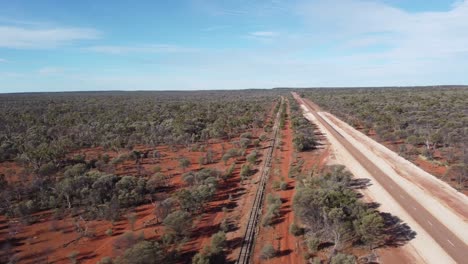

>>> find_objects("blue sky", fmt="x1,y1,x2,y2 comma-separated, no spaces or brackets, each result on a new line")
1,0,467,92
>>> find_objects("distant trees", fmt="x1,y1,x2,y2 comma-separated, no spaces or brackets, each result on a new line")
0,90,280,262
5,171,149,222
0,89,272,177
301,87,467,191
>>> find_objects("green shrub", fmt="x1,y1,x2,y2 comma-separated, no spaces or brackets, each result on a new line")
307,237,320,253
289,223,304,236
260,244,276,259
280,181,288,190
331,253,356,264
210,231,227,254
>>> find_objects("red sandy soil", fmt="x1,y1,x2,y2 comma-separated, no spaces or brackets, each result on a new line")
0,103,279,264
224,102,283,262
0,161,26,183
354,127,468,195
253,101,330,264
0,133,271,264
253,102,298,264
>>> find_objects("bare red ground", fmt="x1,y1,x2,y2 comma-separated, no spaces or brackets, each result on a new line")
253,105,299,264
354,127,467,195
253,101,330,264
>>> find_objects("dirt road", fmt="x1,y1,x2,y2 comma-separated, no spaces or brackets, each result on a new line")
292,92,468,263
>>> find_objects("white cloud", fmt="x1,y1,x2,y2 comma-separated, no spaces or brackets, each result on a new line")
38,67,64,75
192,0,291,17
0,26,100,49
249,31,279,37
86,44,198,54
298,0,468,58
201,25,229,31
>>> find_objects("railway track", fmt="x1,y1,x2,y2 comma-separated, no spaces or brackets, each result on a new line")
236,97,283,264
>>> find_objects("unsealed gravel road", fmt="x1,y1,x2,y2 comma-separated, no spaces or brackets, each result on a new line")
293,92,468,263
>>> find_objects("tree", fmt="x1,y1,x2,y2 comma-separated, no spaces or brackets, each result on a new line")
446,163,467,190
192,252,210,264
155,197,176,222
223,163,236,181
240,164,251,178
289,223,304,236
113,232,143,256
146,173,167,192
210,231,226,254
163,210,192,238
330,253,355,264
306,237,320,253
260,244,276,259
246,151,257,164
354,211,385,249
204,149,215,164
117,241,171,264
179,157,191,172
68,251,79,264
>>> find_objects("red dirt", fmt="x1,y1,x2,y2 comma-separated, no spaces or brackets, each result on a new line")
0,136,266,263
253,100,330,264
225,104,282,262
413,157,447,177
253,104,299,264
0,102,279,264
353,126,466,195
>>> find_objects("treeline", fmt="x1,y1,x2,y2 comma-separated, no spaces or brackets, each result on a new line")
0,90,278,263
0,162,148,223
300,87,468,190
0,91,275,171
293,166,385,262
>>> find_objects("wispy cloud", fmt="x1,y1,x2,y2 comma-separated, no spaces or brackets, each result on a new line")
249,31,279,37
192,0,291,17
201,25,230,32
86,44,198,54
297,0,468,59
0,16,48,27
0,58,7,62
0,26,100,49
38,67,64,75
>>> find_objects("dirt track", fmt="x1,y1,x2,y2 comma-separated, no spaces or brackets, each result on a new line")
293,92,468,264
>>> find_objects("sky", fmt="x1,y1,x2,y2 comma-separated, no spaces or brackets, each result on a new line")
0,0,467,93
